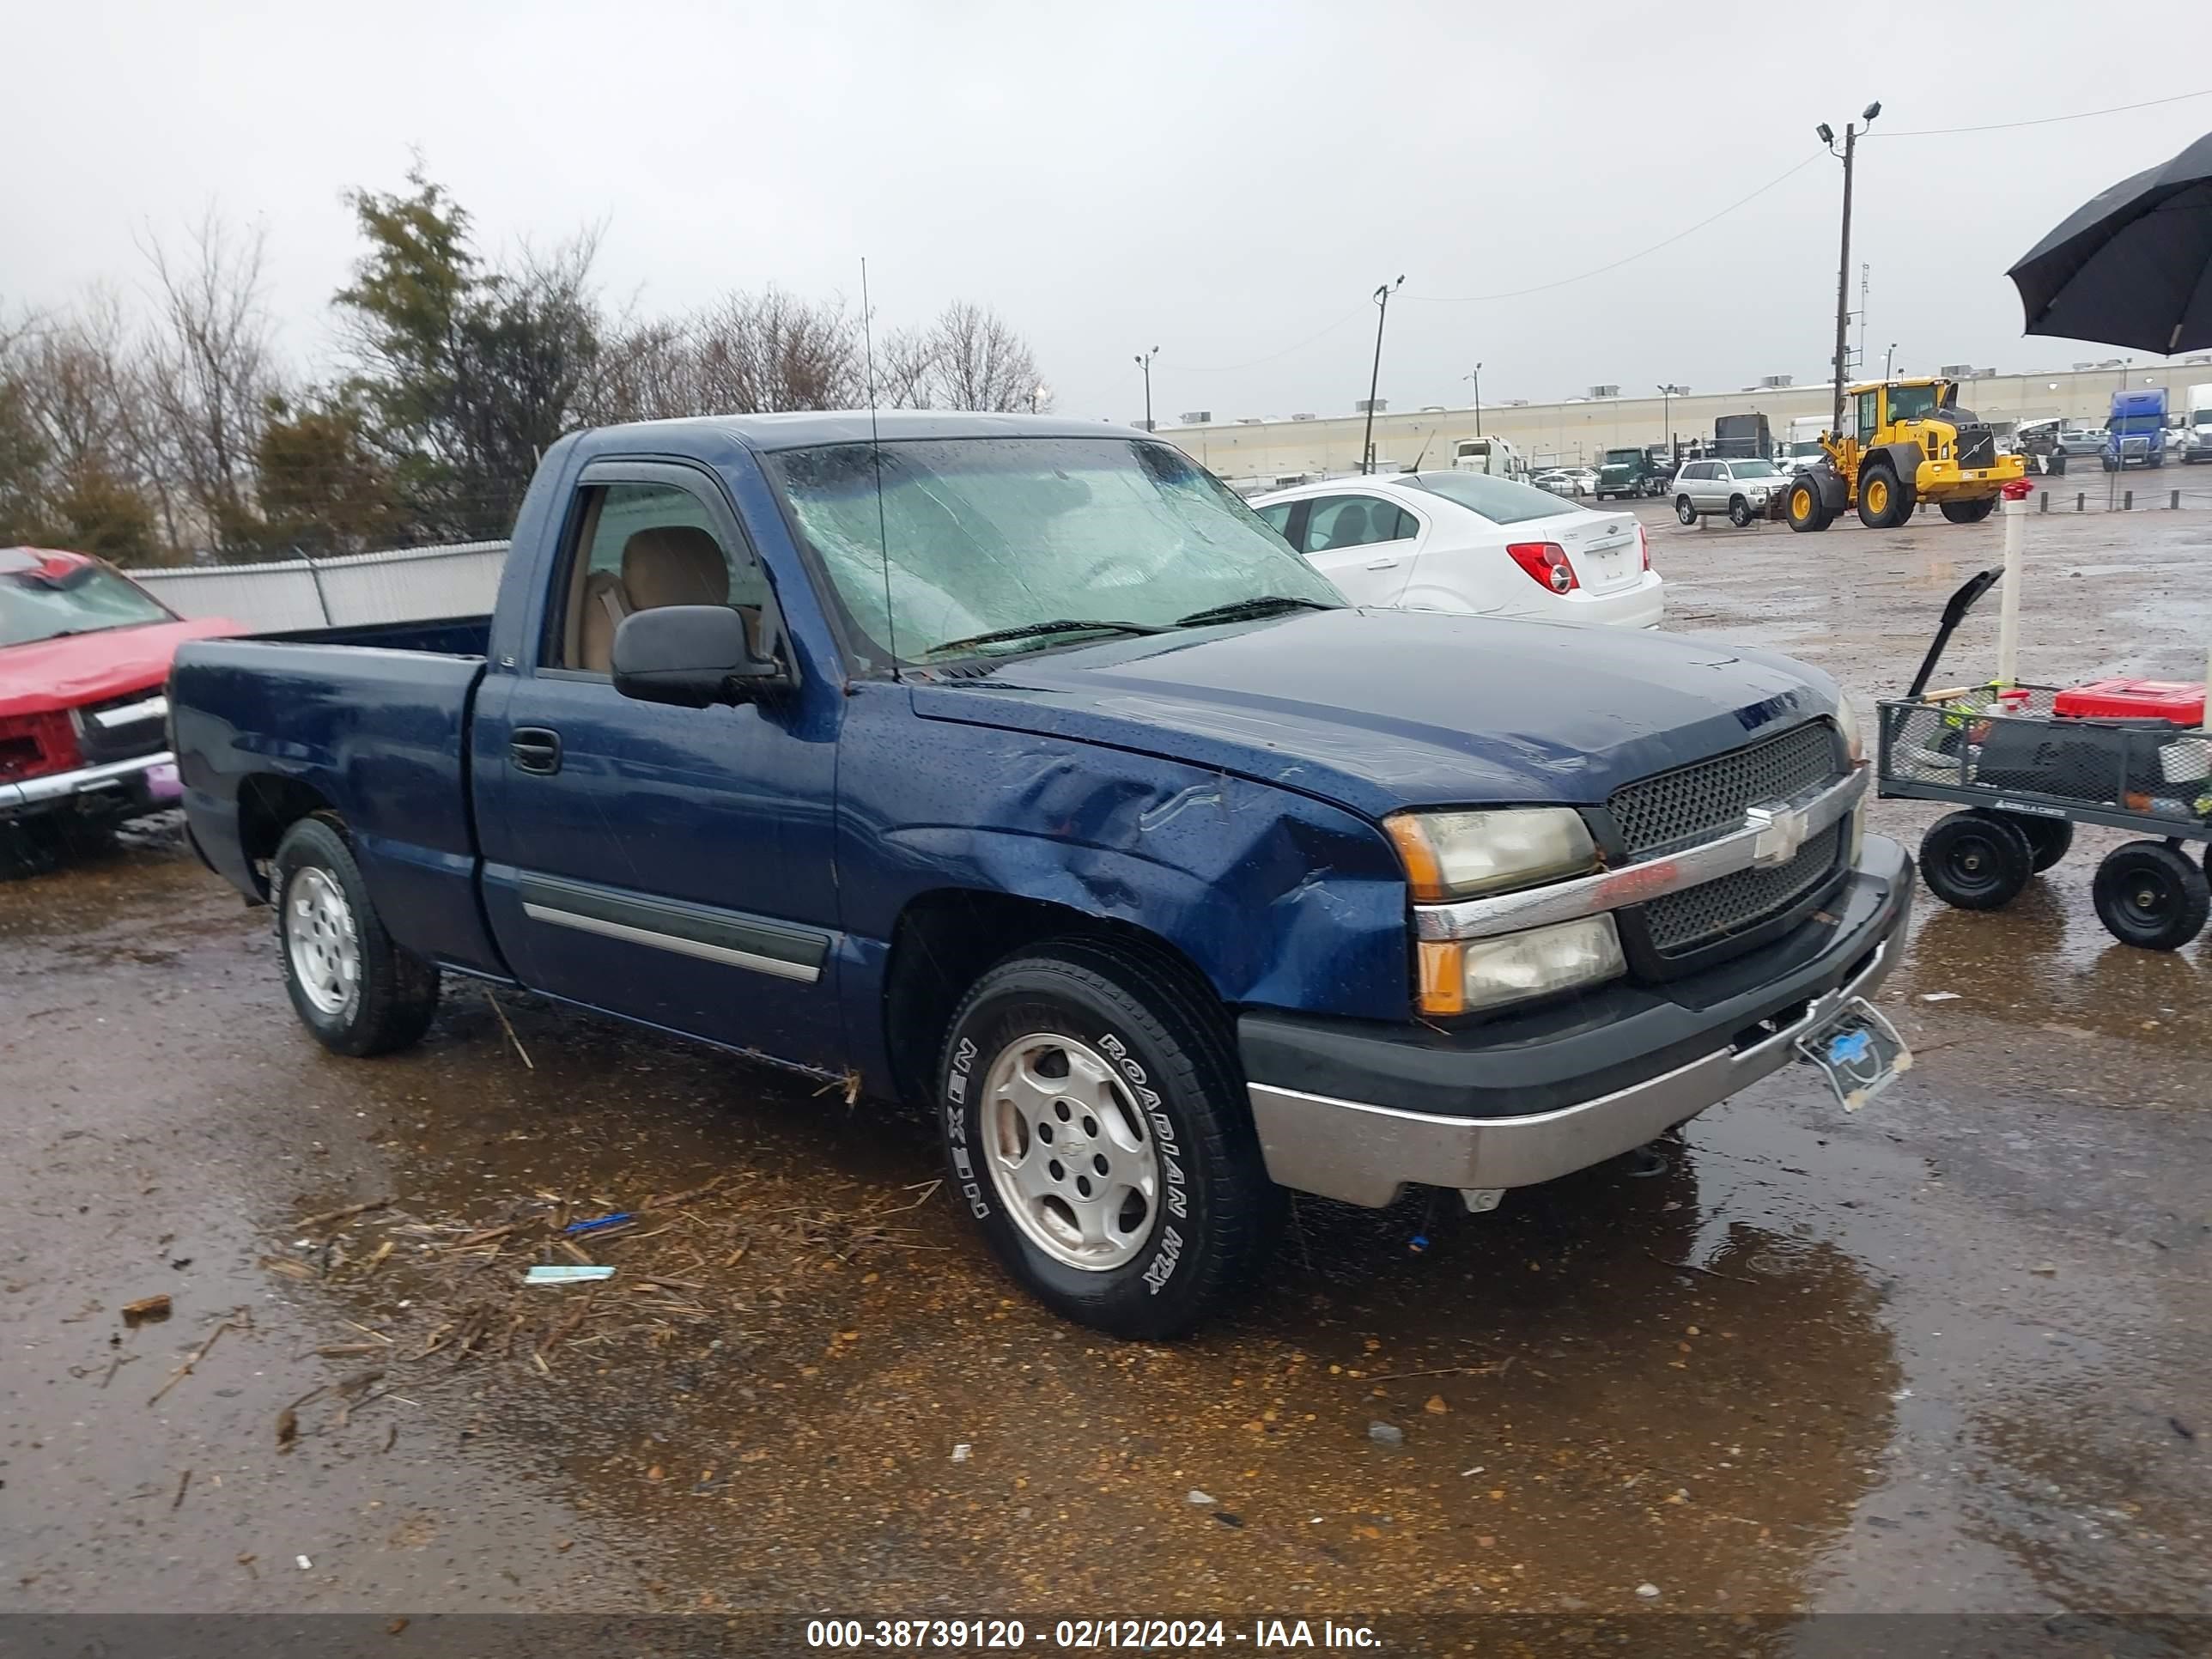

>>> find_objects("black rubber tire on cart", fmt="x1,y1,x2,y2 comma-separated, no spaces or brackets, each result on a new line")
2092,840,2210,951
1674,495,1698,526
1857,463,1916,529
1939,496,1999,525
271,816,442,1056
1996,811,2074,873
1785,477,1832,532
937,938,1280,1340
1919,810,2035,911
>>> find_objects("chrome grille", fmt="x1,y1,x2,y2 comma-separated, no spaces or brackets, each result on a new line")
1644,822,1843,955
1608,720,1838,856
73,690,169,765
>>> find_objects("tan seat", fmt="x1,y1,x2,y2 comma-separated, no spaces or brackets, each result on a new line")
575,526,730,672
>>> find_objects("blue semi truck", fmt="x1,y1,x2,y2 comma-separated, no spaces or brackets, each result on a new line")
2104,387,2168,471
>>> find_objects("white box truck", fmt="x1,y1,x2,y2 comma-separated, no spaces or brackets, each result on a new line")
2186,383,2212,464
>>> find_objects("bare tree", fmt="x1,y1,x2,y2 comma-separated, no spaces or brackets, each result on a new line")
137,212,277,547
924,301,1044,413
873,322,940,410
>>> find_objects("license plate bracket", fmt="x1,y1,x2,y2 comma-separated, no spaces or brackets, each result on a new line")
1793,996,1911,1112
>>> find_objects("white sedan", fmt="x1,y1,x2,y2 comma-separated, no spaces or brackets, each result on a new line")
1250,471,1664,629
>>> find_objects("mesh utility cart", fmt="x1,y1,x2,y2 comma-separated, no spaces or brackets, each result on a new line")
1877,562,2212,951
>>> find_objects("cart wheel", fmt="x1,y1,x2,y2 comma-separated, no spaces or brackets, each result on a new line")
2092,841,2210,951
1919,811,2034,910
1996,812,2074,873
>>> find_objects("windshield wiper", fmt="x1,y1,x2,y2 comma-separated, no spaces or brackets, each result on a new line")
1174,596,1336,628
921,618,1168,659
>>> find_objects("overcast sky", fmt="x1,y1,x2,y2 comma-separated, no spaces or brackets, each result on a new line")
9,1,2211,424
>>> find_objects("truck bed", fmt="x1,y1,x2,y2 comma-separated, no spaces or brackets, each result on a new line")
169,617,503,975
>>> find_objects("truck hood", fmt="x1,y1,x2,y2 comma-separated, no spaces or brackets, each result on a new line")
0,617,245,719
909,608,1838,821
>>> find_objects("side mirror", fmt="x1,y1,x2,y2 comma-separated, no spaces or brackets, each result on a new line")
611,605,785,708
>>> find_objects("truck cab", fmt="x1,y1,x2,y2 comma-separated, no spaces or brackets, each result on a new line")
2105,388,2169,471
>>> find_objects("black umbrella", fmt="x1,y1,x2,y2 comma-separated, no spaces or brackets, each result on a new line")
2007,128,2212,355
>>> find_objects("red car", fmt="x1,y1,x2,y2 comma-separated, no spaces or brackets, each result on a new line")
1,547,242,846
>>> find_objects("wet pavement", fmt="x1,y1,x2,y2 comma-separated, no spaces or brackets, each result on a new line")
3,501,2209,1625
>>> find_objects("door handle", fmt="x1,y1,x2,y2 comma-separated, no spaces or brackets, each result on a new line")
509,727,562,775
1364,556,1401,570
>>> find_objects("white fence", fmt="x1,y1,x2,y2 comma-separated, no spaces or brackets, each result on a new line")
134,540,511,634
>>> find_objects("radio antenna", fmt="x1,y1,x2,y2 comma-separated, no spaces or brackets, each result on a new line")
860,257,897,680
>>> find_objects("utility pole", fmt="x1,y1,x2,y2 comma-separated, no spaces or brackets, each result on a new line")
1657,384,1686,456
1133,347,1159,432
1817,101,1881,437
1362,276,1404,473
1856,263,1869,379
1466,362,1483,435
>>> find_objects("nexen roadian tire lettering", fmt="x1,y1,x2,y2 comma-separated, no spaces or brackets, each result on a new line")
934,939,1280,1339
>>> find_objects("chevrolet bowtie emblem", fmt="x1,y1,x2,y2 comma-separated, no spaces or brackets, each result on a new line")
1745,800,1809,867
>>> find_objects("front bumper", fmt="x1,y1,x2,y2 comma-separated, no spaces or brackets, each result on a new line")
1241,834,1912,1206
0,750,179,821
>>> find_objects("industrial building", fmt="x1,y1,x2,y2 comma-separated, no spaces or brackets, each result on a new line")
1152,360,2212,489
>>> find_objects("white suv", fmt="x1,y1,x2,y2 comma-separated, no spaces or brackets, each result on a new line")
1673,459,1784,528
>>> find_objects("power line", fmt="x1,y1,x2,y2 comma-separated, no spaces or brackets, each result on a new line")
1869,87,2212,138
1168,306,1366,375
1406,153,1823,306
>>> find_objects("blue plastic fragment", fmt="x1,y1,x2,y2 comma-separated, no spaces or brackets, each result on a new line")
1408,1234,1430,1255
563,1212,634,1236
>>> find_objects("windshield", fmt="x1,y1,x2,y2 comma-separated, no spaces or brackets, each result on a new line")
0,556,173,648
1403,471,1577,525
766,437,1344,665
1731,460,1782,479
1888,383,1938,422
1601,450,1641,467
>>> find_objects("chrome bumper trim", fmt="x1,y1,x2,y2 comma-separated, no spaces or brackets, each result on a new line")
1247,913,1903,1208
0,750,174,814
1414,763,1869,942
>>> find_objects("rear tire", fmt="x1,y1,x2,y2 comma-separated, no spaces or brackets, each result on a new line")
1919,810,2033,911
1727,495,1754,528
2093,841,2209,951
1856,463,1915,529
938,938,1279,1339
1939,496,1998,525
271,817,441,1056
1674,495,1698,526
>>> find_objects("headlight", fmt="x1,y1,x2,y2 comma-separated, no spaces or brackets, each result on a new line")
1386,807,1596,902
1417,915,1626,1016
1834,694,1863,763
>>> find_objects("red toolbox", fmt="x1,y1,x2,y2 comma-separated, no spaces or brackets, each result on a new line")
2053,678,2206,725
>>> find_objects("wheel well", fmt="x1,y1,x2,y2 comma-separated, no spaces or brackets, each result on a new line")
236,775,337,896
880,889,1219,1105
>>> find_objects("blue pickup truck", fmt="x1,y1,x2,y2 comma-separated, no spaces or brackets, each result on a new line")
172,413,1911,1336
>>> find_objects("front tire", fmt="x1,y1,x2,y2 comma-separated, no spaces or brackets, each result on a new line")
1674,495,1698,526
272,817,441,1056
1919,810,2033,911
2093,841,2209,951
1786,476,1833,532
1997,812,2074,873
1727,495,1754,528
938,939,1279,1339
1857,464,1915,529
1939,496,1998,525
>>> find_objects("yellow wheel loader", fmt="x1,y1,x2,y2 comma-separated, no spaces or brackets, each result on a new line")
1783,377,2026,532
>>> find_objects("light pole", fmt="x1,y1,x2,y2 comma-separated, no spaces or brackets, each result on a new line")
1362,275,1405,474
1465,362,1483,435
1816,100,1881,438
1133,347,1159,432
1656,383,1686,456
1029,382,1051,414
